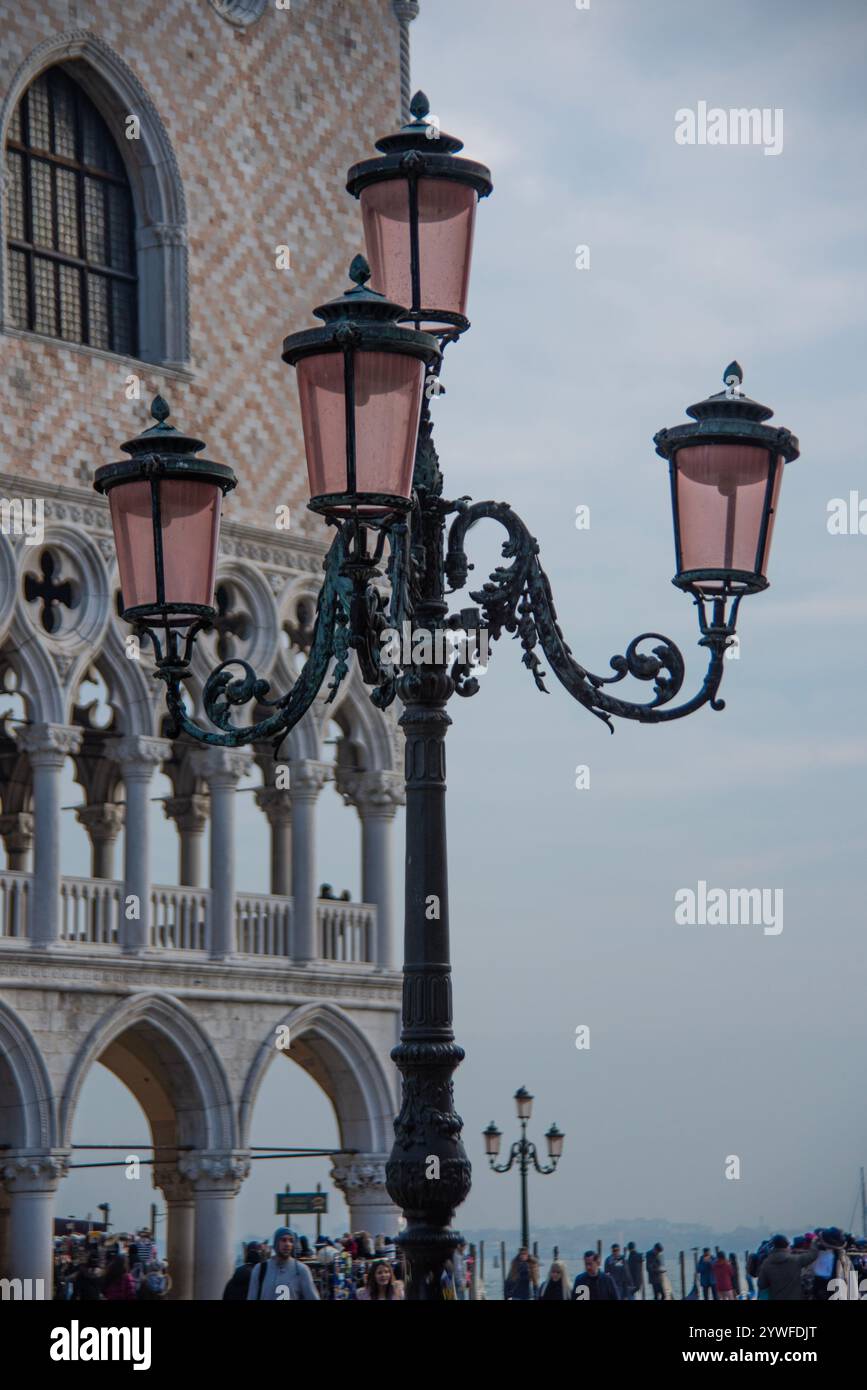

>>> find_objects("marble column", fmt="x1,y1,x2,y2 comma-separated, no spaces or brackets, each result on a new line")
179,1152,250,1301
190,748,252,961
289,760,329,962
154,1166,195,1300
337,769,404,969
0,812,33,871
331,1154,402,1239
16,724,82,948
2,1152,69,1293
75,802,125,879
163,793,210,887
254,786,292,896
107,736,170,955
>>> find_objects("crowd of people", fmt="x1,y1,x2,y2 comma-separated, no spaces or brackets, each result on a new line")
506,1227,867,1300
222,1227,473,1300
52,1226,170,1301
51,1219,865,1301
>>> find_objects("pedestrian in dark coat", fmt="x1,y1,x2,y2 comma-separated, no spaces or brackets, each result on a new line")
223,1242,263,1301
758,1234,816,1301
572,1251,620,1301
625,1242,643,1298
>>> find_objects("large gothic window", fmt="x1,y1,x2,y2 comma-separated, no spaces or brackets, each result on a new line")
5,67,137,356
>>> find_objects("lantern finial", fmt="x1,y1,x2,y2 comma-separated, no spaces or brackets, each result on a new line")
151,394,171,424
410,90,430,121
349,254,371,287
723,361,743,395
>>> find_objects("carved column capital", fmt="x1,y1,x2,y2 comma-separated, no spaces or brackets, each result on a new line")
75,802,125,843
254,785,292,825
331,1154,389,1199
336,768,405,817
163,793,210,834
16,722,82,767
178,1150,250,1193
0,811,34,854
2,1150,70,1192
153,1164,195,1204
189,746,253,787
106,735,171,776
288,759,330,800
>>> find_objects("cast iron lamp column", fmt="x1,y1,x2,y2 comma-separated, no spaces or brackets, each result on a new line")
483,1089,564,1251
95,94,800,1301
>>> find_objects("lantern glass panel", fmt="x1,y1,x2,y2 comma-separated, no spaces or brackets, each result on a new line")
674,444,783,585
483,1125,502,1158
546,1127,564,1160
515,1089,533,1121
361,177,477,327
110,477,222,611
296,349,424,512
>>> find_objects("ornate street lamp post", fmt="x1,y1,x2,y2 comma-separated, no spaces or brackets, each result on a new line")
483,1089,564,1252
96,93,799,1301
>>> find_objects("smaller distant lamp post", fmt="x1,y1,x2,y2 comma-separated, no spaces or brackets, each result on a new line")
484,1088,564,1250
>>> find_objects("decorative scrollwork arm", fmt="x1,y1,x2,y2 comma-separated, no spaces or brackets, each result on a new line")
446,500,731,731
146,528,356,752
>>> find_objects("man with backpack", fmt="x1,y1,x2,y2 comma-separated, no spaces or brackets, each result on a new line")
247,1227,320,1300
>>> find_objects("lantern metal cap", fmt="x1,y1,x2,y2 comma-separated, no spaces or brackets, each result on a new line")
653,363,800,463
94,396,237,495
282,256,441,367
312,254,411,326
346,91,493,201
122,394,207,456
373,90,465,156
686,361,774,424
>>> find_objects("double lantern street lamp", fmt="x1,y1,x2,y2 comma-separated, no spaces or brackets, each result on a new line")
484,1089,564,1253
94,91,800,1300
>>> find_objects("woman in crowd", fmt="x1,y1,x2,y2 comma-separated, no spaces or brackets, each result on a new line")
505,1247,540,1300
539,1260,571,1300
355,1258,405,1300
713,1251,735,1301
102,1254,137,1301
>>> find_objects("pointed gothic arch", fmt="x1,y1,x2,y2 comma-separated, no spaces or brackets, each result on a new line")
239,1001,397,1154
60,991,236,1153
0,999,56,1150
0,29,189,367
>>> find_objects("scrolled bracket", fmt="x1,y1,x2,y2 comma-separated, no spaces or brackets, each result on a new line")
446,499,731,730
148,528,358,753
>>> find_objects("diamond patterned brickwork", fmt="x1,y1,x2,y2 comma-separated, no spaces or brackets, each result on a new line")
0,0,402,542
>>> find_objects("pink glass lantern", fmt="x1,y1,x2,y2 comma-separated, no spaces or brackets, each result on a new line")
283,256,440,518
654,363,799,597
347,91,492,334
94,396,236,624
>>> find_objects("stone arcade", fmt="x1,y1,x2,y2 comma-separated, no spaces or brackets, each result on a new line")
0,0,421,1297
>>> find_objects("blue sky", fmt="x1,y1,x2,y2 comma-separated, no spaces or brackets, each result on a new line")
60,0,867,1245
